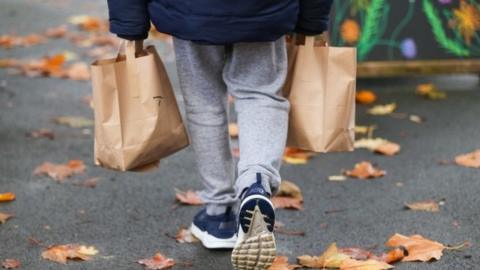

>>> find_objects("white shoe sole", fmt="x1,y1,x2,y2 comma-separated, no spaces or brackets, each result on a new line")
231,195,276,270
190,223,237,249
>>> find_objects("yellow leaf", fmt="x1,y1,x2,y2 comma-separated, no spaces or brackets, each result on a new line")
298,243,350,268
367,103,396,115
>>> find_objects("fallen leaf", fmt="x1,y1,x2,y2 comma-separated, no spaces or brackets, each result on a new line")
27,128,55,140
405,200,440,212
355,138,400,156
356,90,377,104
409,114,424,124
69,15,108,32
229,123,239,137
354,125,377,135
339,258,393,270
34,160,86,182
0,192,15,202
376,248,405,263
385,233,445,262
345,161,386,179
329,175,347,181
276,180,303,200
416,83,447,100
41,244,98,264
0,34,46,48
367,103,396,115
0,212,13,224
73,177,100,188
175,226,199,243
0,59,18,68
374,142,401,156
45,25,68,38
298,242,350,268
271,196,303,210
138,253,175,270
268,256,301,270
65,62,90,81
54,116,93,128
455,149,480,168
283,147,315,165
1,259,20,269
339,247,374,260
175,189,203,205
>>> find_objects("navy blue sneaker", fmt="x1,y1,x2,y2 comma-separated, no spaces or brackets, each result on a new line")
231,173,276,270
190,207,237,249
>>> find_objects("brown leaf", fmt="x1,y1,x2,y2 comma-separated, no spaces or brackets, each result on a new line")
65,62,90,81
271,197,303,210
455,149,480,168
405,200,440,212
298,242,350,268
0,59,19,68
229,123,239,137
175,189,204,205
45,25,68,38
0,212,14,224
73,177,100,188
54,116,93,128
283,147,315,165
268,256,301,270
385,233,445,262
354,138,400,156
339,258,393,270
27,128,55,140
356,90,377,105
137,253,175,270
41,244,98,264
276,180,303,200
0,34,46,48
376,248,405,264
345,161,386,179
33,160,86,182
175,226,199,243
0,192,16,202
339,247,374,261
1,259,21,269
374,142,400,156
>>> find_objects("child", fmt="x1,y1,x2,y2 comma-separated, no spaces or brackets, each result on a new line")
107,1,333,269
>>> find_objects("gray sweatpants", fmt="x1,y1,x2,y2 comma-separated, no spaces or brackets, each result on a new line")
173,37,289,215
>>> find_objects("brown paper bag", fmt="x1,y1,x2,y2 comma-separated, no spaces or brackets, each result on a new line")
283,35,356,152
91,40,189,171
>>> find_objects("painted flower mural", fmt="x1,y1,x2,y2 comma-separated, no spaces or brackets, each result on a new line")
400,38,417,59
453,0,480,45
341,19,361,44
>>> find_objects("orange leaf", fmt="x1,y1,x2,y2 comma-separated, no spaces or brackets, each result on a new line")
45,25,68,38
385,233,445,262
175,189,204,205
41,244,98,264
374,142,400,156
405,200,440,212
283,147,315,165
138,253,175,270
356,90,377,105
345,161,386,179
455,149,480,168
0,192,15,202
175,226,199,243
277,180,303,200
339,258,393,270
0,212,14,224
33,160,86,182
271,196,303,210
65,62,90,81
1,259,21,269
298,242,350,268
268,256,301,270
378,248,405,264
339,247,374,261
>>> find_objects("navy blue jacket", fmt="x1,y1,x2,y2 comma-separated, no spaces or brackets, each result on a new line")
107,0,333,45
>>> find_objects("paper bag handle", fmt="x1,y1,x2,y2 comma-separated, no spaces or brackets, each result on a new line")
117,40,144,98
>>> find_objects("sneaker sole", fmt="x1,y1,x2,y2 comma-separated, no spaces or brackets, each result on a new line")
231,195,276,270
190,223,237,249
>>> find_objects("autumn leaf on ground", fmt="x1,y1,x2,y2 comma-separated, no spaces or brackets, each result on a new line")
27,128,55,140
283,147,315,165
54,116,93,128
345,161,386,179
375,248,405,263
409,114,425,124
385,233,445,262
175,189,204,205
138,253,175,270
268,256,301,270
354,125,377,135
0,192,15,202
0,34,46,49
65,62,91,81
329,175,347,181
455,149,480,168
354,138,400,156
41,244,98,264
34,160,86,182
1,259,21,269
405,200,440,212
416,83,447,100
272,180,303,210
175,226,199,243
68,15,108,32
45,25,68,38
356,90,377,105
339,258,393,270
298,242,350,268
0,212,14,224
339,247,374,260
367,103,396,115
229,123,239,137
73,177,100,188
